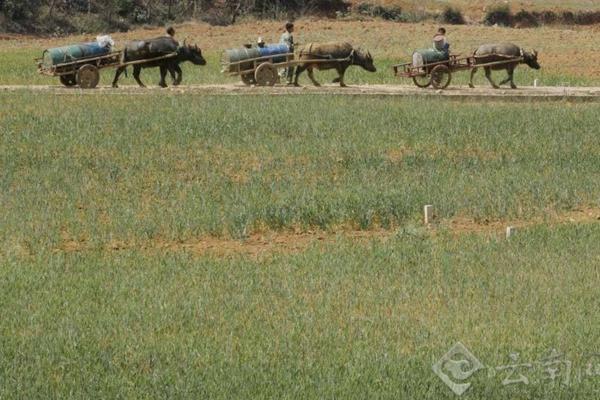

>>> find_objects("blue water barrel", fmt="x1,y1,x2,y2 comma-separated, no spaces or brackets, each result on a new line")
257,44,289,57
257,44,290,63
224,47,261,64
42,42,110,66
223,44,291,73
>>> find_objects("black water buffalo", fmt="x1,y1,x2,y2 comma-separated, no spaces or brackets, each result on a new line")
293,42,376,87
112,37,206,88
469,43,540,89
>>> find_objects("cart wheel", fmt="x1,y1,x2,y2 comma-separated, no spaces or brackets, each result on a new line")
76,64,100,89
431,65,452,90
254,63,277,86
412,71,432,88
241,73,256,86
59,74,77,87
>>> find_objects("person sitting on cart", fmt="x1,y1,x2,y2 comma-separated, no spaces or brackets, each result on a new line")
279,21,295,85
433,27,450,58
165,26,179,46
257,37,266,48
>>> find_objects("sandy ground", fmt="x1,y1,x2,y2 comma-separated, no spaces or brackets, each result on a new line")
2,83,600,101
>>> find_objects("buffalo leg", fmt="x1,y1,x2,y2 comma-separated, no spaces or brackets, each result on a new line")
505,67,517,89
133,65,145,88
172,65,182,85
469,68,477,88
499,66,517,89
165,61,179,85
112,66,126,88
332,66,341,83
333,65,348,87
159,66,168,88
306,67,321,87
510,68,517,89
293,65,306,86
498,67,510,85
484,67,499,89
167,66,177,84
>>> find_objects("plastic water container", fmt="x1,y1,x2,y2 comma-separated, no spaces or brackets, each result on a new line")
257,44,290,57
224,47,261,64
42,42,110,66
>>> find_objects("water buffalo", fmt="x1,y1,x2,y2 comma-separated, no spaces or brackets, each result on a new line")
469,43,540,89
112,37,206,88
293,42,376,87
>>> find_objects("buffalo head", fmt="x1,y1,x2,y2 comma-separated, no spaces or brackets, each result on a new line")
354,48,377,72
523,49,540,70
179,43,207,66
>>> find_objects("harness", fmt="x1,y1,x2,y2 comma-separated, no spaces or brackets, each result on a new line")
348,49,356,63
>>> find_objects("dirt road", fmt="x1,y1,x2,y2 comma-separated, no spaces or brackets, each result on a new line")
2,84,600,101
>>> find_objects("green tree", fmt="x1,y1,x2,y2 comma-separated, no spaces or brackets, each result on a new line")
1,0,42,21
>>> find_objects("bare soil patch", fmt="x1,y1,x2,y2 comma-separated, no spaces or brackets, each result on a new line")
54,207,600,257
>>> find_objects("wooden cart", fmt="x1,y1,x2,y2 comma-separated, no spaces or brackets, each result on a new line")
221,52,294,86
222,52,353,86
37,51,178,89
392,54,523,90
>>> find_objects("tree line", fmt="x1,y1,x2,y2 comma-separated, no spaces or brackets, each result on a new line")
0,0,349,34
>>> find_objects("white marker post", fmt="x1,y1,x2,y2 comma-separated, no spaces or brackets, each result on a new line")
506,226,516,238
424,205,434,225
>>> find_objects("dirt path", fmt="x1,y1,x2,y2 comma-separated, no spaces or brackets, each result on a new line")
2,84,600,101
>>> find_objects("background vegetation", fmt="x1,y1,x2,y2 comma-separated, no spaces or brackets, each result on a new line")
1,0,351,33
1,0,600,34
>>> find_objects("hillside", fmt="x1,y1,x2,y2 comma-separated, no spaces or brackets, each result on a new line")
2,0,600,34
370,0,599,17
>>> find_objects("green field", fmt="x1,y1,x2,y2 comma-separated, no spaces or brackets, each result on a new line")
1,225,599,398
1,92,599,398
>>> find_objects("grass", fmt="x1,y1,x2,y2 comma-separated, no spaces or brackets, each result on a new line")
1,75,599,397
1,223,599,398
1,93,599,248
